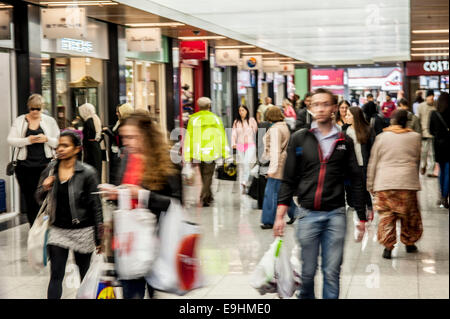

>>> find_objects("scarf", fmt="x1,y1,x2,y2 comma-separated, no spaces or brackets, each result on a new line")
383,125,413,134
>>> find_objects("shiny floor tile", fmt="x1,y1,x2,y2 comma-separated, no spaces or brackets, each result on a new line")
0,175,448,299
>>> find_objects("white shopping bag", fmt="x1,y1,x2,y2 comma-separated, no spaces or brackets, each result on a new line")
113,189,158,280
290,244,302,289
146,199,203,295
27,197,50,270
250,237,296,298
77,254,104,299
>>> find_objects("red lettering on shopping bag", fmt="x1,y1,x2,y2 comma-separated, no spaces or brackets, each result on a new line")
176,234,200,291
113,233,134,257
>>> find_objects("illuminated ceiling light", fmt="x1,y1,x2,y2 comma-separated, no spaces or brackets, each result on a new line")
412,29,449,34
242,52,275,55
411,47,449,51
179,36,226,40
215,45,256,49
411,52,449,57
0,4,13,8
412,40,449,44
280,61,305,64
126,22,185,27
41,1,118,6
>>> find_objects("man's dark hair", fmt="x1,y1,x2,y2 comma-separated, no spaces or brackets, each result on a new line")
392,109,408,128
312,88,338,105
367,94,373,99
398,98,409,107
426,89,434,97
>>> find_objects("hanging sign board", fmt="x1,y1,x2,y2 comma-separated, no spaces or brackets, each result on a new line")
180,41,208,61
241,55,263,70
42,8,87,39
126,28,162,52
215,49,240,66
381,68,403,91
0,10,11,40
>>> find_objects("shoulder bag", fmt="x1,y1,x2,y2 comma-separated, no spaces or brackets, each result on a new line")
6,118,27,176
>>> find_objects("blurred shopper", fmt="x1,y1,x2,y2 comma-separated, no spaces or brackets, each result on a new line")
103,103,134,184
7,94,60,225
292,94,301,111
367,110,422,259
335,100,350,128
429,92,450,208
273,88,367,299
35,131,103,299
343,107,375,221
78,103,102,181
381,94,397,126
232,105,258,194
362,94,377,120
256,97,274,123
299,92,312,110
184,97,231,207
282,98,297,131
413,91,424,115
101,111,181,299
260,107,294,229
398,98,421,134
418,90,438,177
294,97,315,131
362,97,385,136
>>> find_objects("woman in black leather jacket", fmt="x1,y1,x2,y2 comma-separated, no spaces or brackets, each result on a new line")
36,130,103,299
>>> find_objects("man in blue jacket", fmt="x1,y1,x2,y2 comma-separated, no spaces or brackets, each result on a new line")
273,88,367,299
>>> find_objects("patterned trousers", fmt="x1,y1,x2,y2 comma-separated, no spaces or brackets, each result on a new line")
374,190,423,250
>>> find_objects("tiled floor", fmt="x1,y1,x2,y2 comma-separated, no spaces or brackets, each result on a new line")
0,175,448,299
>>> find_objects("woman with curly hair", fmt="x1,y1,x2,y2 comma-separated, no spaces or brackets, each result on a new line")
100,110,181,298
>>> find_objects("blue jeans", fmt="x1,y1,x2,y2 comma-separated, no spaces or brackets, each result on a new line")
295,207,347,299
439,162,449,198
261,178,296,225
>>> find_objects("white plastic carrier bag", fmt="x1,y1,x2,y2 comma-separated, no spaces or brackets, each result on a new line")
146,199,203,295
27,197,50,270
113,188,158,280
250,237,296,298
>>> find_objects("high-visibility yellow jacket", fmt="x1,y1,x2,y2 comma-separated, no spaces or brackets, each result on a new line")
184,110,231,162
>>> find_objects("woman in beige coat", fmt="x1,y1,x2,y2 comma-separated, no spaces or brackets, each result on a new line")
260,106,293,229
367,109,423,259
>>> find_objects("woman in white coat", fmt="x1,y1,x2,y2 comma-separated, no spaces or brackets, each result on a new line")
7,94,60,225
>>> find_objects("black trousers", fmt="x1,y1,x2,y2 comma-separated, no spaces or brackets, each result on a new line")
47,245,92,299
15,164,48,225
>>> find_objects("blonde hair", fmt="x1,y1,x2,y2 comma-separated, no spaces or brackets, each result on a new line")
27,94,44,109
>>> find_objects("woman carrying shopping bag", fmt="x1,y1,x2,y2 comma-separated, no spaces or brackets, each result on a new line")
231,105,258,194
100,110,181,299
35,130,104,299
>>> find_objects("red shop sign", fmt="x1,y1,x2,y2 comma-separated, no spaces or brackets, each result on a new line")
406,61,449,76
310,69,344,87
180,41,208,61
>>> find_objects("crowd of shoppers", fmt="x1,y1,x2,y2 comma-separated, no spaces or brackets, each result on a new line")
4,87,448,300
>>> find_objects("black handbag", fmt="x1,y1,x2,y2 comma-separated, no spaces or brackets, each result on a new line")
6,148,20,176
246,176,258,200
216,162,238,181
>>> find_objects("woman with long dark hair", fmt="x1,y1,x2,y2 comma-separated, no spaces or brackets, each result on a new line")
430,92,450,208
232,105,258,193
344,106,376,222
36,130,103,299
336,100,350,127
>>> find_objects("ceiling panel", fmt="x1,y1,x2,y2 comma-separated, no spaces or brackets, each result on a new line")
112,0,410,65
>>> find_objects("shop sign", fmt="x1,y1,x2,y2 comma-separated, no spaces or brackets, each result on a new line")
42,8,87,39
126,28,162,52
381,68,403,91
406,61,449,76
180,41,208,61
241,55,263,70
310,69,344,87
0,10,11,40
215,49,240,66
60,38,93,54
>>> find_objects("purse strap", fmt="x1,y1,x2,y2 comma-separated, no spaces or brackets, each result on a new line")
435,111,449,132
36,165,55,219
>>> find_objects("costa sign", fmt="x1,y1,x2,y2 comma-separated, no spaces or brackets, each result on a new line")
180,41,208,61
406,61,449,76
